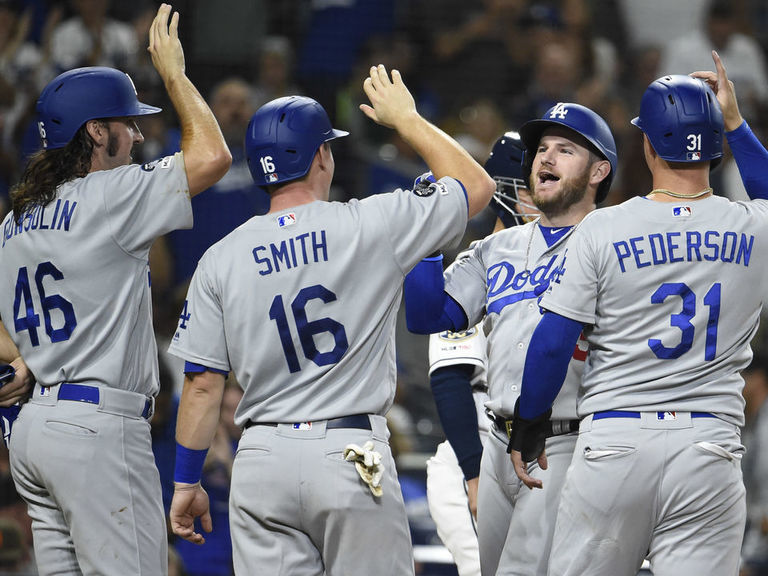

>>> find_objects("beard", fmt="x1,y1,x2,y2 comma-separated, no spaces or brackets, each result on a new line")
106,129,120,158
532,167,590,217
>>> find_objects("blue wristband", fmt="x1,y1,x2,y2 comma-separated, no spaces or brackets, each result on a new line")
174,443,208,484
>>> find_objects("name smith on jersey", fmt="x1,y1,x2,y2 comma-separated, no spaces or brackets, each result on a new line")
613,229,754,273
2,200,78,247
252,230,328,275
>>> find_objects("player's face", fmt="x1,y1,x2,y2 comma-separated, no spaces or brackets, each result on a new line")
530,128,592,216
104,118,144,168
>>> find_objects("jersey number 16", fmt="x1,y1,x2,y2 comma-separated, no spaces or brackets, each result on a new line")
269,284,348,373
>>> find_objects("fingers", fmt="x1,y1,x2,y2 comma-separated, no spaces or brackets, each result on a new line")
169,9,179,40
510,449,543,490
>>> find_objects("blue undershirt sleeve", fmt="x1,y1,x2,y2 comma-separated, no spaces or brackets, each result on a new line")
519,311,584,419
184,361,229,375
404,256,469,333
726,121,768,200
431,364,484,480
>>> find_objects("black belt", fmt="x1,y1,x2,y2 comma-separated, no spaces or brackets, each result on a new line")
245,414,372,430
488,411,579,439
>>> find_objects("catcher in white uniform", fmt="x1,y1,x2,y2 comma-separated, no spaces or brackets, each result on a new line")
167,65,495,575
510,53,768,576
425,325,489,576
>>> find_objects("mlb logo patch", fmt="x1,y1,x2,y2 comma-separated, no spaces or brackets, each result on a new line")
657,411,677,420
293,422,312,430
277,213,296,228
687,151,701,161
267,173,279,183
39,386,51,397
672,206,692,217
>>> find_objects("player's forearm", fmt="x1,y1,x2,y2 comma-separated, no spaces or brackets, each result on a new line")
431,365,484,480
519,311,583,419
165,74,231,197
726,121,768,201
396,114,494,219
176,371,227,450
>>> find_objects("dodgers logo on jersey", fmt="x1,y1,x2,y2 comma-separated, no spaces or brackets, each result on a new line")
672,206,692,217
277,213,297,228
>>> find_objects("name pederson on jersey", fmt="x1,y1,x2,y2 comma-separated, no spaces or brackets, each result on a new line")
540,195,768,427
0,154,191,396
169,178,468,427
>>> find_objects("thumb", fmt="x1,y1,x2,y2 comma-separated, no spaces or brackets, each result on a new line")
200,509,213,533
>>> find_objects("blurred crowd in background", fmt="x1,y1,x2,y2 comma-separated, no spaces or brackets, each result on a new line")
1,0,768,574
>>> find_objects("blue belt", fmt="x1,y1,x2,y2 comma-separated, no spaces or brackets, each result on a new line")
593,410,715,420
57,383,154,420
245,414,372,430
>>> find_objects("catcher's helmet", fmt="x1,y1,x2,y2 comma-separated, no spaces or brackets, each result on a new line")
245,95,348,187
484,131,536,227
519,102,617,203
631,74,723,167
36,67,161,150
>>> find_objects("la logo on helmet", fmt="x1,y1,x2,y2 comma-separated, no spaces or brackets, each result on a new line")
549,103,569,120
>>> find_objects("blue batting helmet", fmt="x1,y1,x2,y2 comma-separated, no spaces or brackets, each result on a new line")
245,96,348,187
519,102,617,203
631,74,723,167
36,67,161,150
484,131,535,227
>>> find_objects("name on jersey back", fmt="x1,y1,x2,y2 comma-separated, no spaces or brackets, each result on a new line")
613,230,753,273
252,230,328,275
2,200,77,247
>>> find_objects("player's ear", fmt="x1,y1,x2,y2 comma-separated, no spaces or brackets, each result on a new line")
589,159,611,186
85,120,107,146
316,142,331,172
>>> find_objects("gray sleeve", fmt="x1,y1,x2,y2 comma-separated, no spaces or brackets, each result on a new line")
443,245,488,327
167,252,230,371
103,153,193,255
365,176,468,273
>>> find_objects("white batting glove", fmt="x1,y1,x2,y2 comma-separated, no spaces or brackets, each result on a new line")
344,440,384,497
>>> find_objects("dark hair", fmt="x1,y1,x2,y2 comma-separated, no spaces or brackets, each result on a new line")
11,125,94,225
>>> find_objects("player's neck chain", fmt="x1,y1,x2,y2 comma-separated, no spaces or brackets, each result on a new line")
647,187,713,199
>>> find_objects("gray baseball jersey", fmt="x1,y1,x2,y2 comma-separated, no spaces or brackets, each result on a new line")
444,220,585,420
541,195,768,427
540,194,761,575
169,178,467,424
169,177,467,576
441,222,584,576
2,152,191,576
0,153,191,395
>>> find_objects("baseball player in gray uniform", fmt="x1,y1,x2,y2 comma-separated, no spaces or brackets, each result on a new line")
0,5,231,575
167,65,495,575
510,54,768,576
405,112,616,576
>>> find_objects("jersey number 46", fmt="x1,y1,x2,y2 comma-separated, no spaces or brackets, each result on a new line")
13,262,77,346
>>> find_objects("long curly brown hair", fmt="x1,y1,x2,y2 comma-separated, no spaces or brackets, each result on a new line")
11,126,94,225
